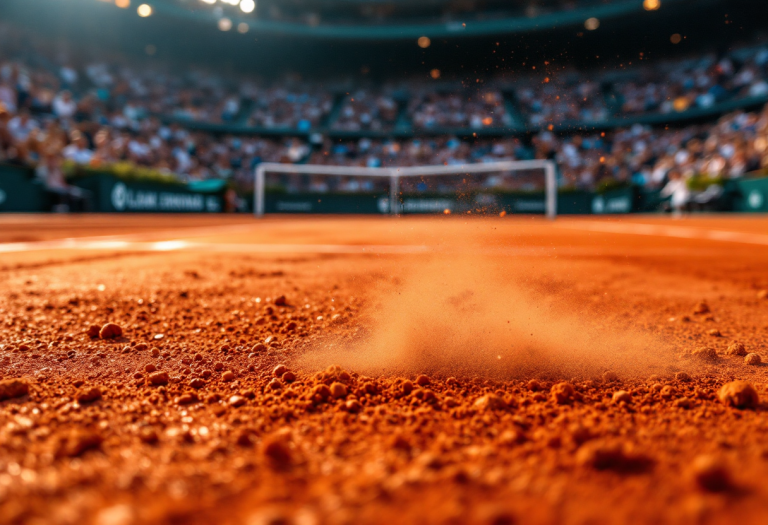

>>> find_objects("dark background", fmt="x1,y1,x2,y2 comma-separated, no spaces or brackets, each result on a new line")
1,0,767,81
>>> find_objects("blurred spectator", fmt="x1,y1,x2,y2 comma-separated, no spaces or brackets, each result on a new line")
248,86,332,130
8,109,38,142
62,131,93,165
332,89,399,131
516,76,609,125
35,151,89,212
0,82,17,113
52,90,77,119
660,169,690,215
409,88,512,129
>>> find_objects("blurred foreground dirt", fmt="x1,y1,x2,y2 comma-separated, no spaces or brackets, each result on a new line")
1,215,768,525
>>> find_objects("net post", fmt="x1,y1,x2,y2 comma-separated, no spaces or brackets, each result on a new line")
254,164,265,218
544,161,557,220
389,170,399,216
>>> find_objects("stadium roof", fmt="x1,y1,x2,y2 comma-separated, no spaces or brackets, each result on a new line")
140,0,692,40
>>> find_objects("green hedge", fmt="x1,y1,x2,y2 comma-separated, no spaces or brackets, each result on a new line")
63,161,184,187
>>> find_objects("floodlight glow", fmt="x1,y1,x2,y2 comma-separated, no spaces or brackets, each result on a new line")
643,0,661,10
218,17,233,31
137,4,152,17
240,0,256,14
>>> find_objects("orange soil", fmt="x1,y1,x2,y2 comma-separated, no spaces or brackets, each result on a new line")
1,214,768,525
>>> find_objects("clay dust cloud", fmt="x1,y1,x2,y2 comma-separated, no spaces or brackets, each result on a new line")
298,255,672,380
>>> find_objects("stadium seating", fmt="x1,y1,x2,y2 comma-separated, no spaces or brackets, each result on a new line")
0,20,767,199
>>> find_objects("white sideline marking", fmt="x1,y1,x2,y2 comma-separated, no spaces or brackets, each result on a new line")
182,243,431,254
161,242,432,254
4,219,766,255
0,237,739,258
0,222,262,249
151,240,190,251
0,238,431,255
0,239,131,253
559,221,768,246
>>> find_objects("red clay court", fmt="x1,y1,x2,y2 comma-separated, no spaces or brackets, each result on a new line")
1,214,767,524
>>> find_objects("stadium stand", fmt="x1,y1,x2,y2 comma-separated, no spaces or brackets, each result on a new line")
0,2,767,205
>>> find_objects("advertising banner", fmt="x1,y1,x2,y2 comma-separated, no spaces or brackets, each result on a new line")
71,175,225,213
591,187,636,214
733,177,768,212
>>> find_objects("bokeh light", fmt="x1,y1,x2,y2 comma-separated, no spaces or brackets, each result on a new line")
643,0,661,11
115,0,130,8
584,18,600,31
137,4,152,17
673,97,689,112
670,33,682,44
417,36,431,49
240,0,256,14
200,0,216,4
430,69,440,79
237,22,249,34
218,18,233,31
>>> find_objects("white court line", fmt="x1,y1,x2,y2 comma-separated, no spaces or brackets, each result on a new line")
151,240,190,251
559,221,768,246
0,238,432,255
0,238,597,256
0,237,740,258
178,242,431,254
0,222,263,249
0,239,131,253
0,223,264,253
155,243,724,257
4,219,766,255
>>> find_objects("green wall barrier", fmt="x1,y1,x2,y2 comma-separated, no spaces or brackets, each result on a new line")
0,164,48,212
591,187,635,214
264,191,594,215
265,193,387,214
636,188,666,212
467,191,592,215
70,174,225,213
556,192,593,215
732,176,768,212
9,168,762,215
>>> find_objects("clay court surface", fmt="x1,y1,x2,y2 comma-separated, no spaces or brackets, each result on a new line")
1,213,768,525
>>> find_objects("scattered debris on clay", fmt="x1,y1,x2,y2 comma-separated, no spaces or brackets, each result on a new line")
1,216,768,525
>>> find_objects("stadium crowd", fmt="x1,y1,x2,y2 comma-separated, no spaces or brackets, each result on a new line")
308,105,768,190
332,88,399,132
546,107,768,189
613,45,768,115
0,22,767,198
516,76,609,126
408,88,513,130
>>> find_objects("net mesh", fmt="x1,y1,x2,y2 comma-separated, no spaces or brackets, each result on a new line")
256,161,556,217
